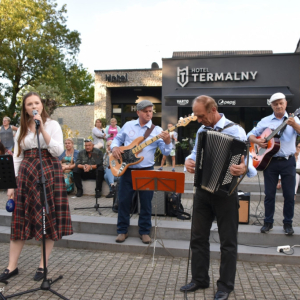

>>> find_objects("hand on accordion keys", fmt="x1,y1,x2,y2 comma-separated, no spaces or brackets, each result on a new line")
229,155,247,176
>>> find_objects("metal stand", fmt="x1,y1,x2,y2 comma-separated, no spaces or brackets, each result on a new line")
74,166,112,215
74,194,112,215
1,122,68,300
131,171,185,265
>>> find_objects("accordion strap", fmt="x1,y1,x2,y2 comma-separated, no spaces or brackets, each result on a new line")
229,142,250,195
216,122,236,132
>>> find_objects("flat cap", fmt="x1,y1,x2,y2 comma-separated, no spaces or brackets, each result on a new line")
269,92,286,103
137,100,153,111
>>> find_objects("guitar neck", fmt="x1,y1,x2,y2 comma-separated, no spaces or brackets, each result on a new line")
132,125,176,154
265,114,294,142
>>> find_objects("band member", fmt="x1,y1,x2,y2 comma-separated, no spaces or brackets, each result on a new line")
0,92,73,283
111,100,172,244
180,95,256,300
247,92,300,235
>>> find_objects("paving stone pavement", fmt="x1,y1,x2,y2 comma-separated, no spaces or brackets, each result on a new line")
1,242,300,300
1,166,300,299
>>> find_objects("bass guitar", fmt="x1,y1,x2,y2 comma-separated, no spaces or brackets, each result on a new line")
109,116,197,177
249,108,300,171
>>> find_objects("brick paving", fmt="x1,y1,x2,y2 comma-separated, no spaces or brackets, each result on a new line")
1,243,300,300
1,166,300,299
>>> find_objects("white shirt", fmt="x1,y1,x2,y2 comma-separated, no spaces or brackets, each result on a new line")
13,119,64,176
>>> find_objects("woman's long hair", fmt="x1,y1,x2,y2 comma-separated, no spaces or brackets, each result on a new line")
17,92,49,157
0,141,5,155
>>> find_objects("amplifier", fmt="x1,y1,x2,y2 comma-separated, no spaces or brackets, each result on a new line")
138,191,167,216
238,192,250,224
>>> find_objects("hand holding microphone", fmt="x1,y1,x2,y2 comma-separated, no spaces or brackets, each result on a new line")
32,109,40,126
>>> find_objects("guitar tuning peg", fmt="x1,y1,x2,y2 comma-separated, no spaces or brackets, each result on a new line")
179,117,183,120
191,113,194,116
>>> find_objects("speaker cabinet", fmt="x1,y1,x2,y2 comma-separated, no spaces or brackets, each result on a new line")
138,191,167,216
238,192,250,224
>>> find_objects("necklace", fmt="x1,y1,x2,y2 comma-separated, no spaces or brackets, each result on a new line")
66,150,73,157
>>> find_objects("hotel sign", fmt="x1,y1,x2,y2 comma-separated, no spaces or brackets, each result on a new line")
106,73,128,82
177,67,258,87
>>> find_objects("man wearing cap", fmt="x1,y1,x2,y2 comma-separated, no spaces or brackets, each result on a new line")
247,92,300,235
111,100,172,244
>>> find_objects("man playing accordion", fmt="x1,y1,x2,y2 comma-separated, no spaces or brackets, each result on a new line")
180,95,256,300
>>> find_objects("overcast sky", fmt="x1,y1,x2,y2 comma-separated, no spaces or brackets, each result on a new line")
56,0,300,74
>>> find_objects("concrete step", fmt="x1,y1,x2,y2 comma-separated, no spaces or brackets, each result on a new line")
0,224,299,265
1,210,300,264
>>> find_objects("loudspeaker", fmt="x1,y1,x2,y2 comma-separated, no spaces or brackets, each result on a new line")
138,191,167,216
238,192,250,224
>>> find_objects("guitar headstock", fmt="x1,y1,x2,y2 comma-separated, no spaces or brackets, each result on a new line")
176,115,197,128
292,108,300,118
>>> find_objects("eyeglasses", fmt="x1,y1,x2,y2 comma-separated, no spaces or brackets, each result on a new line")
84,139,92,142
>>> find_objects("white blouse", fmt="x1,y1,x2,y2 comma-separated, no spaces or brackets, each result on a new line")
13,119,64,176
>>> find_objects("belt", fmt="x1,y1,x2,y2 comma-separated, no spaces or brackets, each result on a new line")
24,148,51,158
272,155,294,161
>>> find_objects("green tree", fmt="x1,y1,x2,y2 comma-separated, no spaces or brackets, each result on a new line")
0,0,81,117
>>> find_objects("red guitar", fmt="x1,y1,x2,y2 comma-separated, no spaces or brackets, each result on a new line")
109,116,197,177
250,108,300,171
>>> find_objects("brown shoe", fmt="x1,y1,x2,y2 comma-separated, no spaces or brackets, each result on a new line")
115,233,128,243
140,234,151,244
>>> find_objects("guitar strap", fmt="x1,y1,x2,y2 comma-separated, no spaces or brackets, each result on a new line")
144,124,156,140
278,117,288,138
203,122,236,132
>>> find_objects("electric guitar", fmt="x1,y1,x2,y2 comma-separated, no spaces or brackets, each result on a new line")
109,116,197,177
249,108,300,171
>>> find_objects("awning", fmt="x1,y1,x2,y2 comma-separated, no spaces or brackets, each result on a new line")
164,86,293,107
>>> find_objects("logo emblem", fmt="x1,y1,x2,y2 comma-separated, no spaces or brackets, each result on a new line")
218,99,236,105
177,67,189,87
177,100,189,105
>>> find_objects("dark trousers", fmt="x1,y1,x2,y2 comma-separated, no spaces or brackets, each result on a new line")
117,167,154,235
263,156,295,224
191,188,239,293
73,166,104,191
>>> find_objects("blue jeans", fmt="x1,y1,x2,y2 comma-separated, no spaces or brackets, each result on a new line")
117,166,154,235
263,156,295,224
104,167,117,191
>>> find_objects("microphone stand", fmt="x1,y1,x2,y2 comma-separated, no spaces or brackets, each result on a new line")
2,120,68,300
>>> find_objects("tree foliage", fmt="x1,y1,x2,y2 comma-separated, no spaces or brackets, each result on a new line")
0,0,93,119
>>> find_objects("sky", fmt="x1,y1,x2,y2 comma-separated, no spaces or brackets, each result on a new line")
56,0,300,74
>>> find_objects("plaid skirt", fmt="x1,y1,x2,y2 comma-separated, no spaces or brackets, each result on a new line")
11,148,73,241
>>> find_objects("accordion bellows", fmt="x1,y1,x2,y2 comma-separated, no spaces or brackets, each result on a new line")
194,131,246,197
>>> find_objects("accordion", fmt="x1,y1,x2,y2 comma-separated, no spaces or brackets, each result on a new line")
194,130,246,197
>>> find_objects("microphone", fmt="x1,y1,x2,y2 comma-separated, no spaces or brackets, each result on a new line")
32,110,40,126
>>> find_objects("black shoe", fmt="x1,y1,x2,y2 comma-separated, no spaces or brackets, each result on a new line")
214,290,229,300
76,189,83,197
260,222,273,233
180,281,209,293
111,185,116,193
106,192,114,198
95,190,101,198
283,223,294,235
33,267,47,281
0,268,19,282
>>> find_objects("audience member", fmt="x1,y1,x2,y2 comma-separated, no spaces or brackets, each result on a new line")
73,139,104,198
59,138,79,193
103,140,117,198
105,118,120,142
92,119,106,149
158,123,178,172
0,92,73,283
0,116,18,154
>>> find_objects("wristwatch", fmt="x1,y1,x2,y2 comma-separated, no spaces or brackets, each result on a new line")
90,165,92,171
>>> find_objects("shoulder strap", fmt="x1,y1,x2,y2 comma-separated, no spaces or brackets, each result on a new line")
216,122,236,132
144,124,156,140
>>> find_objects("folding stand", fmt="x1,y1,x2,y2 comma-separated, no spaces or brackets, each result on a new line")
0,123,68,299
132,170,185,265
74,156,113,215
74,193,112,215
